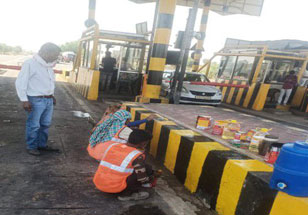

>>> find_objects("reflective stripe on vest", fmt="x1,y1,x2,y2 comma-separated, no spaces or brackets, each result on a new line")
121,150,141,168
111,137,127,143
100,161,134,173
100,149,141,173
101,142,121,160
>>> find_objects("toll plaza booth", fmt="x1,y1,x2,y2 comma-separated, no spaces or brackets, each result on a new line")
200,39,308,114
69,24,149,100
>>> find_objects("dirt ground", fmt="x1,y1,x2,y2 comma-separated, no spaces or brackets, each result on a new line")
0,71,215,215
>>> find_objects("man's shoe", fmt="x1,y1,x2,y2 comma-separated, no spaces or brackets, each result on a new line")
38,146,60,152
117,191,149,201
27,149,41,156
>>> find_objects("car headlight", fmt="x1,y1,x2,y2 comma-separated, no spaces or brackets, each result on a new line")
181,87,189,93
217,91,222,96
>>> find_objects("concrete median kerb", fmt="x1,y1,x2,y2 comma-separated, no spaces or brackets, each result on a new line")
124,102,308,215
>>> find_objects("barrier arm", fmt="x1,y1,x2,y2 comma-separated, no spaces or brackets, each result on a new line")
0,64,62,74
190,81,249,88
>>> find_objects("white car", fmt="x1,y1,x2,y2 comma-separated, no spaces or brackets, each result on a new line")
161,71,222,105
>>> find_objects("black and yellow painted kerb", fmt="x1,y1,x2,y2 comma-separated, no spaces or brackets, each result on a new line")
138,0,176,103
218,80,270,111
124,102,308,215
74,68,100,100
135,95,169,104
192,0,211,72
219,80,308,111
292,86,308,113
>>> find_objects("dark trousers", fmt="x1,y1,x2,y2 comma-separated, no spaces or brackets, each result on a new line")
122,164,153,195
101,73,113,91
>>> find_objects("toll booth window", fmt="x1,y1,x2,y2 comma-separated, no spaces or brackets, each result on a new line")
81,41,88,67
232,56,255,80
257,60,273,83
163,72,173,80
120,47,140,72
217,56,236,80
87,41,94,68
265,61,292,83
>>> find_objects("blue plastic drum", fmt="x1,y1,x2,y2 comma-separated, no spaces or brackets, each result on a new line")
269,141,308,197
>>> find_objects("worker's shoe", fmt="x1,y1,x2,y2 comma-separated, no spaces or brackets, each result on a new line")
117,191,150,201
27,149,41,156
38,146,60,152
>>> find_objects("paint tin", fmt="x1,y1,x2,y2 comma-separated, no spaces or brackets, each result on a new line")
211,120,229,135
196,115,213,130
246,129,256,141
212,124,224,135
240,142,250,149
234,132,242,141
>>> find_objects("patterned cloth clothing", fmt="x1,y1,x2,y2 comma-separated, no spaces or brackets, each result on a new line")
89,110,131,147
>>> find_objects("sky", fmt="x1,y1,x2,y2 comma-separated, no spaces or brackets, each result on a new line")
0,0,308,59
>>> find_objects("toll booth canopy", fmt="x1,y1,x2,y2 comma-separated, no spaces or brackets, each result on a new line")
215,39,308,87
200,39,308,112
72,24,149,100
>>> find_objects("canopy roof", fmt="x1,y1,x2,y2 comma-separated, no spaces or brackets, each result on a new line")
129,0,264,16
225,38,308,51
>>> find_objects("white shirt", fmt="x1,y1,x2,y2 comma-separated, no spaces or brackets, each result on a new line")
15,55,56,102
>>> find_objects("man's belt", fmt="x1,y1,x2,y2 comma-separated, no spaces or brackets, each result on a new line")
33,95,53,98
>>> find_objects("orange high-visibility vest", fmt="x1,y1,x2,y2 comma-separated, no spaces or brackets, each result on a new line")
93,143,144,193
87,126,127,161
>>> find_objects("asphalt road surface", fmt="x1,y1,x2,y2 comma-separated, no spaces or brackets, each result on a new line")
0,68,215,215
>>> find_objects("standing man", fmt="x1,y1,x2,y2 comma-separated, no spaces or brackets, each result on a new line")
100,51,117,91
15,43,61,156
277,70,298,105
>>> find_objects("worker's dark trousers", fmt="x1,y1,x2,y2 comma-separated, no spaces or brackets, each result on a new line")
100,72,112,91
122,164,153,195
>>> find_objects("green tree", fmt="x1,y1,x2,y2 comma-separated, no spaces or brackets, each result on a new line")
199,60,219,80
60,41,78,53
13,46,22,54
0,43,22,54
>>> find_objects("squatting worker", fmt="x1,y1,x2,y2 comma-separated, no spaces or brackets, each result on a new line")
277,70,298,105
93,129,154,201
15,43,61,156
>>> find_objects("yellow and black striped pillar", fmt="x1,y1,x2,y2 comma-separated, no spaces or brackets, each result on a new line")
144,0,177,99
88,0,96,20
192,0,211,72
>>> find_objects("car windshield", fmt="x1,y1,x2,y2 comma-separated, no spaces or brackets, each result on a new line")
163,72,173,80
163,72,209,82
184,74,208,82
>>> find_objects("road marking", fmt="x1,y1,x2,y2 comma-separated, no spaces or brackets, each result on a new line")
260,119,277,124
285,126,308,133
222,108,235,112
239,113,254,117
200,105,214,108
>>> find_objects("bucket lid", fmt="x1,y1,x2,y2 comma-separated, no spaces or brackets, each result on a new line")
294,141,308,150
283,141,308,155
264,135,279,142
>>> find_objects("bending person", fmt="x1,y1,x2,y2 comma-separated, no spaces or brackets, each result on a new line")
88,109,156,161
89,104,122,133
93,129,154,201
88,110,131,160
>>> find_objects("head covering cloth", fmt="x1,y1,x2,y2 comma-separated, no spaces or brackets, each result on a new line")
89,110,131,147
